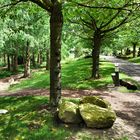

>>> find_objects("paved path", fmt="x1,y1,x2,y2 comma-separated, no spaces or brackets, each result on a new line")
102,56,140,82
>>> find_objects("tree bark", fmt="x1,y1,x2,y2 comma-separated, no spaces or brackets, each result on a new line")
37,52,41,65
132,42,137,58
23,41,30,78
13,52,18,72
92,30,102,79
7,54,11,71
32,51,36,68
11,55,14,72
3,54,6,65
46,48,50,70
50,2,63,106
40,50,43,65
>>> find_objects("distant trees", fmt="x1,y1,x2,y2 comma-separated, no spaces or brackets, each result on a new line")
110,18,140,58
0,3,49,76
1,0,63,106
70,0,140,78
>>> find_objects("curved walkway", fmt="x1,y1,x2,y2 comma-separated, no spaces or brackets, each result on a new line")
102,56,140,82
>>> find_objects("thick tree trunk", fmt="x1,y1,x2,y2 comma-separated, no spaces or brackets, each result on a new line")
7,55,11,71
92,31,102,79
50,2,63,106
24,41,30,78
132,43,137,58
46,48,50,70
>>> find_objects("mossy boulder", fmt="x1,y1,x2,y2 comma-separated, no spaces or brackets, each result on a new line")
80,96,111,108
58,100,82,124
79,103,116,128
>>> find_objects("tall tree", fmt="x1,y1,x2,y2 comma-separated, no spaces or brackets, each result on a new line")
70,0,140,78
1,0,63,106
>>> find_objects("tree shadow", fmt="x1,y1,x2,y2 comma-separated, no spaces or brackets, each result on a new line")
0,96,72,140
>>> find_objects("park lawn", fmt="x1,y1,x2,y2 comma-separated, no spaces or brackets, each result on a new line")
0,96,130,140
9,58,137,91
0,96,70,140
129,57,140,64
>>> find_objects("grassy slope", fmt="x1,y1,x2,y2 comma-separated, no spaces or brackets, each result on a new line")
129,57,140,64
10,58,134,91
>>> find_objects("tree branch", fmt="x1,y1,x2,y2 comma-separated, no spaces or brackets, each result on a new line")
30,0,51,12
102,4,140,34
102,11,132,34
100,9,122,29
80,17,93,29
74,2,140,12
85,11,97,30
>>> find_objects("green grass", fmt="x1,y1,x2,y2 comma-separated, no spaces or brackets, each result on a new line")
129,57,140,64
0,62,6,67
0,65,24,79
0,96,130,140
0,69,13,79
0,96,71,140
9,58,139,91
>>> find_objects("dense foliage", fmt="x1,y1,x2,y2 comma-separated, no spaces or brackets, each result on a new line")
0,0,140,105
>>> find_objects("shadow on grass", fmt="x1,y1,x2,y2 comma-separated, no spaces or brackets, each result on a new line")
0,66,24,79
0,96,71,140
62,59,114,89
10,58,116,91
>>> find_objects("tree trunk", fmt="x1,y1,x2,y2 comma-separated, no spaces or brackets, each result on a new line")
92,30,102,79
120,49,123,55
22,48,25,65
46,48,50,70
11,55,14,72
40,51,43,65
132,43,137,58
37,51,41,65
3,54,6,65
7,55,11,71
13,53,18,72
50,2,63,106
24,41,30,78
32,52,36,68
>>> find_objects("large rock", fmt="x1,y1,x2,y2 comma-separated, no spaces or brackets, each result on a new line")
80,96,111,108
79,103,116,128
58,100,82,124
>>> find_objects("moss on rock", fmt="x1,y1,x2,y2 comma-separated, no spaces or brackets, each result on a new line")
79,103,116,128
58,100,82,124
80,96,111,108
